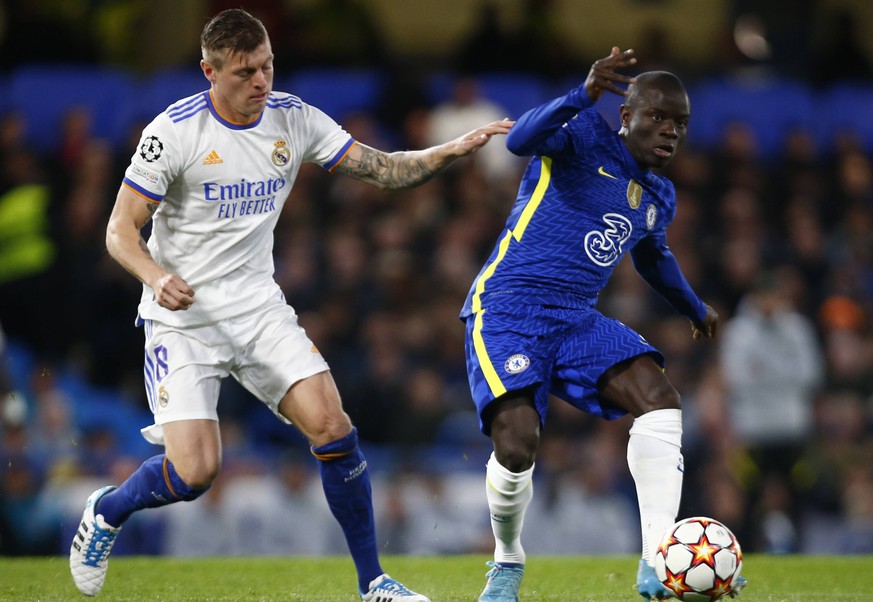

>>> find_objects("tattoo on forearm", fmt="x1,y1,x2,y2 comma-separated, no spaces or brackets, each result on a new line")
336,146,437,189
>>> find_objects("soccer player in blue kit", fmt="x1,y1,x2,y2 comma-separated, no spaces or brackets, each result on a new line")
462,48,744,600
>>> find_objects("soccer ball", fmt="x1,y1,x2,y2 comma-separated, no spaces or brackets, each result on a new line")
653,516,743,601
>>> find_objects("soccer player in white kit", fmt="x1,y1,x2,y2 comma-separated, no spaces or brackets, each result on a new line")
69,8,512,601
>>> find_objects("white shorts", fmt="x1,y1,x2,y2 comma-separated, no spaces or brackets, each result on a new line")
139,299,329,445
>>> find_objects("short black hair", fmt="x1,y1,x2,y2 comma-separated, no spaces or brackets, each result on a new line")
626,71,687,107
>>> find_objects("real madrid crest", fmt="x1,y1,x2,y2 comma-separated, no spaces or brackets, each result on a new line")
627,180,642,209
646,204,658,229
272,139,290,166
158,386,170,407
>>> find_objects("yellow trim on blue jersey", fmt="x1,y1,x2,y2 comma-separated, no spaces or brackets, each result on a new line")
472,229,513,313
471,156,551,314
473,310,507,398
512,156,551,242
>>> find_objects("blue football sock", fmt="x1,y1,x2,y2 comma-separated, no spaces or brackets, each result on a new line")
96,454,208,527
311,428,382,593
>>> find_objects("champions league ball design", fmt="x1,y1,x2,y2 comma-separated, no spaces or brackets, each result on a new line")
140,136,164,162
654,516,743,601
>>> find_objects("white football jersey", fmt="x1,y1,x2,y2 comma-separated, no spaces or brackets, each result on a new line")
122,90,354,326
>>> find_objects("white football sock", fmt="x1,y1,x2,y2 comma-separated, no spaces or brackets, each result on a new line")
485,452,534,565
627,408,684,566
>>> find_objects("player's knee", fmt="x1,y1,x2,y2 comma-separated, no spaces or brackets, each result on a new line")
487,392,540,471
175,478,211,501
173,458,221,490
164,457,216,500
494,445,536,473
291,402,353,447
492,429,538,472
175,472,214,502
307,416,354,449
643,381,681,413
183,469,219,491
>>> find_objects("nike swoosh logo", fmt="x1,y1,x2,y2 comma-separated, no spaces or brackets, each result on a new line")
598,166,618,179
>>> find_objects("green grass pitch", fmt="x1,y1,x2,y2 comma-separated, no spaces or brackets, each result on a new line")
2,554,871,601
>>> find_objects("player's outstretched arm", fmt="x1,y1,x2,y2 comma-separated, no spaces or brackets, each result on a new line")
333,118,514,190
106,185,195,311
504,47,636,157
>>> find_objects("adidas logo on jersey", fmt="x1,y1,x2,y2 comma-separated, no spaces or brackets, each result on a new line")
203,150,223,165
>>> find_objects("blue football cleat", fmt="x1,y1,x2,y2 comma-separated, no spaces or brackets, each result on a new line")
728,575,748,597
479,561,525,602
636,558,673,600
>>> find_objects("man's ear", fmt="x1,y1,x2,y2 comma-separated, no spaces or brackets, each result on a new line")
619,105,630,127
201,60,216,84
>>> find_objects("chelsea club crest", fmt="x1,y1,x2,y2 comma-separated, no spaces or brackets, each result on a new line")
646,204,657,229
504,354,531,374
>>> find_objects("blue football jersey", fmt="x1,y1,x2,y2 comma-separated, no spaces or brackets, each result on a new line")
461,107,679,318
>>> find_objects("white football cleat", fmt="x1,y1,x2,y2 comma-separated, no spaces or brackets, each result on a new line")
361,573,431,602
70,486,121,596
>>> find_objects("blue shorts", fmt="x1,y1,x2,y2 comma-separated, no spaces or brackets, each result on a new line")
464,304,663,435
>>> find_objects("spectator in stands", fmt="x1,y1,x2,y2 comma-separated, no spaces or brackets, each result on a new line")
0,454,64,554
426,76,521,185
719,267,825,551
0,147,58,361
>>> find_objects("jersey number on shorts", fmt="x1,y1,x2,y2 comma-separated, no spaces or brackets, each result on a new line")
153,345,169,382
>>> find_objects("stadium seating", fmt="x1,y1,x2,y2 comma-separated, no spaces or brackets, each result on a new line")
6,63,873,161
129,68,210,123
687,76,816,157
281,68,383,121
4,339,153,458
816,82,873,154
8,65,135,152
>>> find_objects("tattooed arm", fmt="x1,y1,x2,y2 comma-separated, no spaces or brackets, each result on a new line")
333,119,514,190
106,185,195,311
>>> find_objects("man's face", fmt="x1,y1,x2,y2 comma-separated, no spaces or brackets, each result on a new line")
202,41,274,124
620,86,690,169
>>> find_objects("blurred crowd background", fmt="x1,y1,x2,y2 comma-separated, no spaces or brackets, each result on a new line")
1,0,873,558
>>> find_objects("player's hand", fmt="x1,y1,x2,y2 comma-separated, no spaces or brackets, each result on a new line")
691,304,718,340
583,47,637,102
152,273,196,311
448,118,515,157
